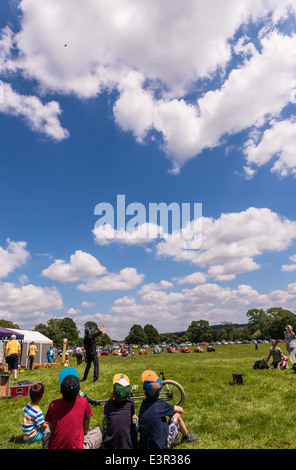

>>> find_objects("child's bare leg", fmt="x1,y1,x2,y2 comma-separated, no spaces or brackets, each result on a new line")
173,413,188,436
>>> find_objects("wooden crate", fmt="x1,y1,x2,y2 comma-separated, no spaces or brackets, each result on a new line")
0,375,10,397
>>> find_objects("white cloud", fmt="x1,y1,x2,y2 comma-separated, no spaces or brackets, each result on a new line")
173,272,207,285
282,254,296,271
66,307,81,315
81,301,95,307
0,239,30,278
156,207,296,280
107,279,296,338
0,82,69,141
0,281,63,328
244,118,296,177
1,1,296,169
42,250,107,282
93,222,164,246
78,267,144,292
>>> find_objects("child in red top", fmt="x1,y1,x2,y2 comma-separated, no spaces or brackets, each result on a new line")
42,367,102,449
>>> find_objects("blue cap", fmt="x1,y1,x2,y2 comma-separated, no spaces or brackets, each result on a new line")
59,366,79,386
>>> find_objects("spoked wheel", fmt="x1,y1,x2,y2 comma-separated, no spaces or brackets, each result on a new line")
160,379,185,406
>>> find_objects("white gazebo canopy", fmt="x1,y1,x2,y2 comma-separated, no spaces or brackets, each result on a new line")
9,329,53,367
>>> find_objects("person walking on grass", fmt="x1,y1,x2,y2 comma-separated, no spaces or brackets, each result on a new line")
82,323,104,383
28,341,38,370
5,335,21,381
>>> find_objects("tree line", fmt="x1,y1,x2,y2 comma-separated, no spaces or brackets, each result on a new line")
0,307,295,347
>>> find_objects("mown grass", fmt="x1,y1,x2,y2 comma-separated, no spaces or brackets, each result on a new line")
1,343,296,449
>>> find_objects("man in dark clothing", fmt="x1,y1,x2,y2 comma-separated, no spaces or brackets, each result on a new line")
82,323,104,382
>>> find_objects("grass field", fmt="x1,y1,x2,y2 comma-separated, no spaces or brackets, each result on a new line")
1,342,296,450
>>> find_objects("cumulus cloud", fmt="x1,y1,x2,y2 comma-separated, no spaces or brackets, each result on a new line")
42,250,144,292
42,250,107,282
1,0,296,170
156,207,296,280
244,118,296,177
0,82,69,141
0,281,63,327
282,254,296,272
93,222,164,246
0,239,30,278
106,279,296,338
78,267,145,292
81,301,95,307
172,272,207,285
66,307,81,315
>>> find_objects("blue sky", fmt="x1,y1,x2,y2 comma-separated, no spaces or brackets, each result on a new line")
1,0,296,339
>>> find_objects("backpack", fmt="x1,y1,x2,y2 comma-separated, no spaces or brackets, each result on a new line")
253,358,268,370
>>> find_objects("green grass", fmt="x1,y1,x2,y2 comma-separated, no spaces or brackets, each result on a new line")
1,343,296,449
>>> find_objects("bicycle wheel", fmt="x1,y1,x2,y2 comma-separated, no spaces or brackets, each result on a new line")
160,380,185,406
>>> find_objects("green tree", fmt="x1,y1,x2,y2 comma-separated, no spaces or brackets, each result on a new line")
267,308,296,340
143,324,160,344
34,323,49,337
220,322,235,340
187,320,213,343
84,321,98,333
34,317,79,346
96,333,113,347
125,324,148,345
59,317,80,345
246,308,271,339
0,319,20,329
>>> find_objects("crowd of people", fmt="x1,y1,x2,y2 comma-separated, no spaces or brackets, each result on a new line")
21,367,198,450
19,324,199,449
4,324,296,449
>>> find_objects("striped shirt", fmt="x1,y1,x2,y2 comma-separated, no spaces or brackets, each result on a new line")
22,402,45,442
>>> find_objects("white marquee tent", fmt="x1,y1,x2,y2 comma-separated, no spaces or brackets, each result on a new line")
9,329,53,368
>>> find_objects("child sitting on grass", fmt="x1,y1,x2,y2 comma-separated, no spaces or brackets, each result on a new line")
42,366,102,449
102,373,138,449
139,370,198,449
22,382,48,444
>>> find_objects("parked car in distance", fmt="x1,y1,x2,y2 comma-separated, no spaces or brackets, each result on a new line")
180,347,190,353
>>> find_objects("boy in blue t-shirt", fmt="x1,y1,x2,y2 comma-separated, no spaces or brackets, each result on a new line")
139,370,198,449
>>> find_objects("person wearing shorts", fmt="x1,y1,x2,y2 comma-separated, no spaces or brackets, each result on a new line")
5,335,21,381
139,370,198,449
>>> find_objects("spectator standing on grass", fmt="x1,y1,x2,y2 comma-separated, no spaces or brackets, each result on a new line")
28,341,38,370
139,370,198,449
47,345,54,363
102,373,138,449
266,340,285,369
42,367,102,449
284,325,296,355
75,346,83,365
82,323,104,383
22,382,48,444
5,335,21,381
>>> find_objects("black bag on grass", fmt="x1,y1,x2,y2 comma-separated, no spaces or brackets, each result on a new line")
253,358,268,370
